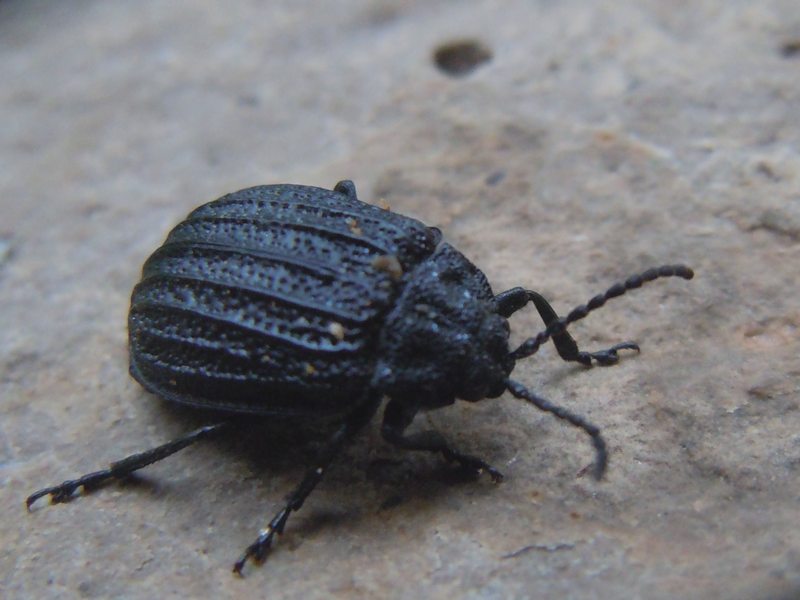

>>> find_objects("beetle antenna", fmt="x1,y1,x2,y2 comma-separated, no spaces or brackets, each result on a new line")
506,378,607,480
509,264,693,361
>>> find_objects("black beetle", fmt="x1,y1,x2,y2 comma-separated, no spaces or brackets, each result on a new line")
27,180,693,574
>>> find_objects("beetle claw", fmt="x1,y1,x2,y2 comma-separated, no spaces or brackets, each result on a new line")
448,452,504,482
233,530,276,576
26,482,80,510
233,506,292,575
485,466,505,483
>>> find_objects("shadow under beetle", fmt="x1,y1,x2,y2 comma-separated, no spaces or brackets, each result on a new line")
27,180,694,574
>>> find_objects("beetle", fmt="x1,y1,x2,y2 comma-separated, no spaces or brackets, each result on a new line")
27,180,693,574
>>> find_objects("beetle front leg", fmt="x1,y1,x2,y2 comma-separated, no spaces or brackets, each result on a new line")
380,399,503,482
495,287,638,366
233,393,381,576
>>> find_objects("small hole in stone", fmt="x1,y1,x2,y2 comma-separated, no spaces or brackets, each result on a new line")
485,170,505,186
780,40,800,57
433,39,492,77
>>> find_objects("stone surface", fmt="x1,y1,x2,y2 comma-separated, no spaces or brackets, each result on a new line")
2,1,799,598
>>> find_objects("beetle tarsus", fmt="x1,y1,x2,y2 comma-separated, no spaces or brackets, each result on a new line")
444,449,504,482
26,485,69,510
577,341,640,366
381,399,503,482
233,508,289,576
26,470,107,510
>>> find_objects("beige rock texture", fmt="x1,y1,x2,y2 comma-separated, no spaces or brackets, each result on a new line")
2,1,799,598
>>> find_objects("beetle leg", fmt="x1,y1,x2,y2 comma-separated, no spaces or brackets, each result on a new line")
380,399,503,482
495,287,639,366
26,423,227,510
233,393,381,576
333,179,358,199
508,265,694,363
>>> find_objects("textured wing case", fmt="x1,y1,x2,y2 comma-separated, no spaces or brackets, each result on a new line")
129,184,440,415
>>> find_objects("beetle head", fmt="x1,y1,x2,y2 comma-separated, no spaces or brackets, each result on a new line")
373,244,514,409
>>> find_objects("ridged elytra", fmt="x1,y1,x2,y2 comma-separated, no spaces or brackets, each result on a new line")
27,180,694,574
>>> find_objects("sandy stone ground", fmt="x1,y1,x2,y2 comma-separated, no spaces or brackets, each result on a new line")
2,1,799,598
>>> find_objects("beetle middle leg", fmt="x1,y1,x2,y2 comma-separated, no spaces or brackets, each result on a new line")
380,399,503,482
233,392,382,575
495,287,638,366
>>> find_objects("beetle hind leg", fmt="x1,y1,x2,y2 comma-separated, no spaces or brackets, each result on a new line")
380,399,503,482
26,423,226,510
333,180,358,199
